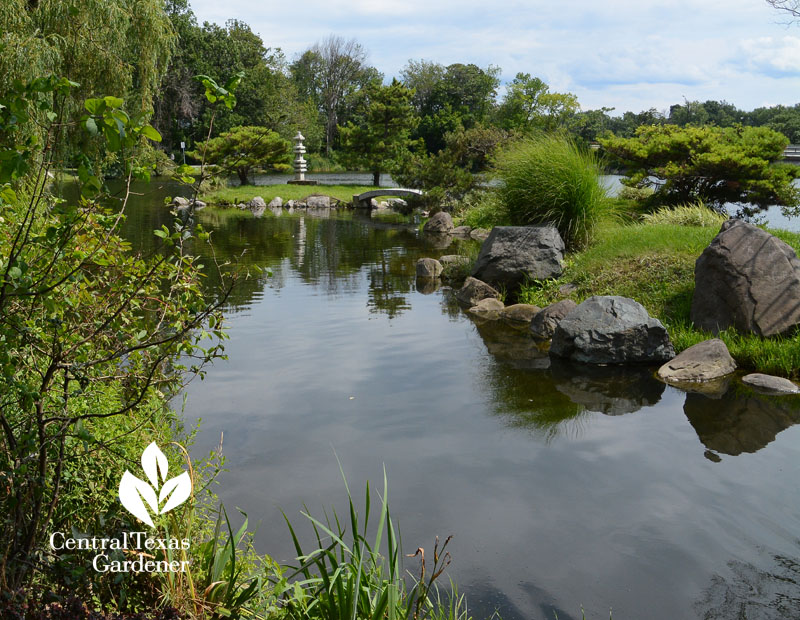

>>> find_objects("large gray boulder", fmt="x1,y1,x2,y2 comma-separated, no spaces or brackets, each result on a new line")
530,299,578,340
471,226,564,289
657,338,736,384
456,277,499,307
268,197,283,208
423,211,454,234
691,219,800,336
550,295,675,364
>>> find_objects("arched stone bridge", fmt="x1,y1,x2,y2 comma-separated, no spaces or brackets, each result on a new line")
352,188,423,208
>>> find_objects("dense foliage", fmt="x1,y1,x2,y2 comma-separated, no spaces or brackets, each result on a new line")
600,124,800,214
0,73,232,597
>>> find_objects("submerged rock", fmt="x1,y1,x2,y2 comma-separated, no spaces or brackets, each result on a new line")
550,295,674,364
657,339,736,384
455,277,500,307
685,389,800,455
741,373,800,395
471,226,564,290
530,299,578,340
692,219,800,336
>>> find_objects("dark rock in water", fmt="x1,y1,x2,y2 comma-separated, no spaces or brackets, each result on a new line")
741,373,800,395
530,299,577,340
471,226,564,290
416,257,443,279
456,277,500,307
422,233,454,250
684,389,800,455
473,320,551,370
453,225,472,237
500,304,540,325
415,278,441,295
550,295,674,364
423,211,454,234
691,219,800,336
657,338,736,384
549,358,666,415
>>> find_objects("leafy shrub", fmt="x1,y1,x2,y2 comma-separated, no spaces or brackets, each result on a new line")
494,133,611,249
617,185,654,202
454,190,508,229
641,202,728,227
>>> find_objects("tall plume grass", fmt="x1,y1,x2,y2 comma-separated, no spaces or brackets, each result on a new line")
495,134,611,249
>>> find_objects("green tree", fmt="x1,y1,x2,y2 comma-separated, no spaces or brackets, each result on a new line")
292,35,371,156
496,73,580,133
600,124,800,213
338,80,419,186
402,60,500,153
191,125,290,185
0,0,173,159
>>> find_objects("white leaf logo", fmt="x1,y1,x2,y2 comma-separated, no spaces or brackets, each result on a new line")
118,442,192,527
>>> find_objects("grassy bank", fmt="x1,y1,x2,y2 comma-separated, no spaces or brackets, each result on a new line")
514,219,800,378
202,184,376,206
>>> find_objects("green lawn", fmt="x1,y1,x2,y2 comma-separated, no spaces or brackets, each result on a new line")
518,220,800,378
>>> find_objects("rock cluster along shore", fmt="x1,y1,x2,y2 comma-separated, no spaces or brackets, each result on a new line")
228,194,345,217
416,218,800,396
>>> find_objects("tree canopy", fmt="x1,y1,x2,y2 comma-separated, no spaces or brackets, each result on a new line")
600,124,800,214
338,79,419,186
190,125,290,184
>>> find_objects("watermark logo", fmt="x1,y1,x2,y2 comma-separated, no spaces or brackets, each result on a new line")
119,442,192,527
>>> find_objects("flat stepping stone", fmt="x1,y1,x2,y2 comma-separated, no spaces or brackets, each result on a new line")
742,373,800,394
657,338,736,384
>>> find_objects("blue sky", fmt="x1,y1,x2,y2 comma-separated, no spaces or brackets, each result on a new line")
187,0,800,115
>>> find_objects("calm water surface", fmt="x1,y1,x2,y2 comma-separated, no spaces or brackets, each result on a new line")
119,179,800,620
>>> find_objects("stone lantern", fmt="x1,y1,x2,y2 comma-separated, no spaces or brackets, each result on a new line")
287,131,317,185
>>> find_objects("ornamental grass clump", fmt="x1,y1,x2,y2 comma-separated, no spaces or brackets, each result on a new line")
641,201,728,227
495,134,611,249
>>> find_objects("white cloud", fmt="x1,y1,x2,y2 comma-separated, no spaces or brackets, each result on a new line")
187,0,800,112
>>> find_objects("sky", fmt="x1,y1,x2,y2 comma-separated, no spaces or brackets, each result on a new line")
187,0,800,115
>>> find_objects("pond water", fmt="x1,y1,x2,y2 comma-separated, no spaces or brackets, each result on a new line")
117,180,800,620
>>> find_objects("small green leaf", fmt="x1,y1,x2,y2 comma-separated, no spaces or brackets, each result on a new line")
153,229,168,239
